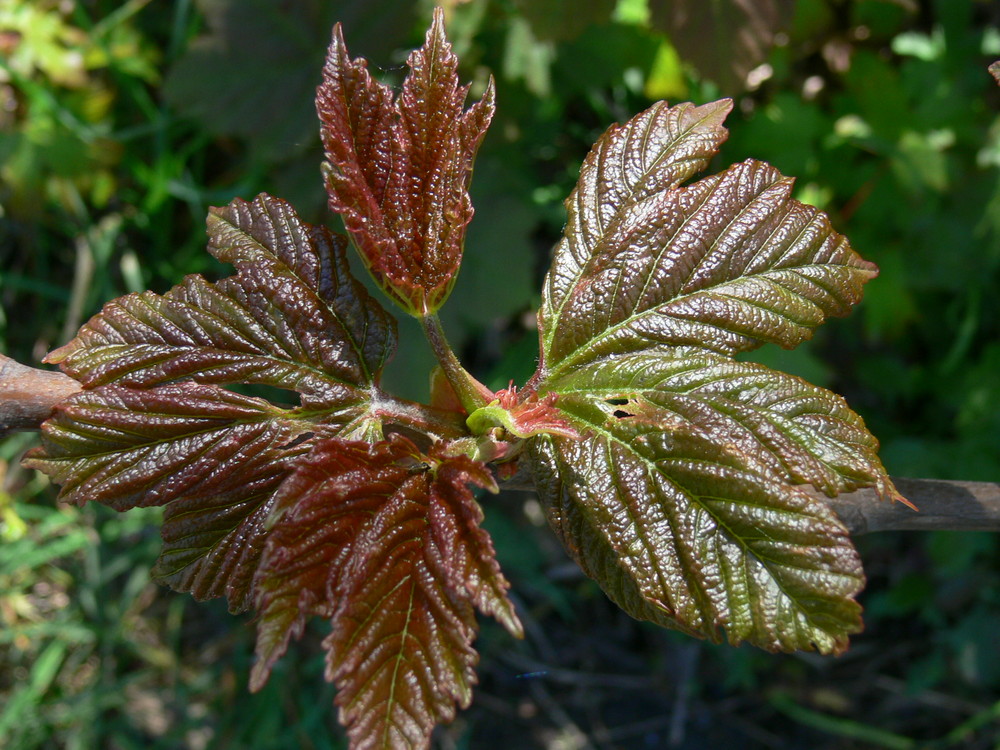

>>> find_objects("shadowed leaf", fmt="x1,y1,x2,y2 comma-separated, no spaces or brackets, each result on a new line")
527,407,864,654
252,436,521,749
318,8,494,315
648,0,794,92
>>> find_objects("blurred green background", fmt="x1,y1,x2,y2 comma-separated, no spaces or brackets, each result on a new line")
1,0,999,747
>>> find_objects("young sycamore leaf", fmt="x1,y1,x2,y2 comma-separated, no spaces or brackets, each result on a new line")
528,415,864,653
527,97,905,653
318,7,494,316
26,195,398,611
18,9,911,750
252,435,522,750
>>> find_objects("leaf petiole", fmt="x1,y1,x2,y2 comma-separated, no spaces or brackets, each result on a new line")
420,313,493,414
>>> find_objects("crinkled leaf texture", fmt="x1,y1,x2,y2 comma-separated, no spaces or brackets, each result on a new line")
252,435,522,750
318,7,493,316
530,99,902,653
25,194,397,611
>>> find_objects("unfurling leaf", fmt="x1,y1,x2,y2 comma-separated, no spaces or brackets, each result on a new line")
252,435,521,750
528,409,864,654
27,194,397,610
318,8,494,316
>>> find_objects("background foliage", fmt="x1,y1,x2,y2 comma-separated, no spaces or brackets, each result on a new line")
1,0,998,747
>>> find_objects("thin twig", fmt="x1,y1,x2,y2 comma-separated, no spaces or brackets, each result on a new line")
1,354,998,536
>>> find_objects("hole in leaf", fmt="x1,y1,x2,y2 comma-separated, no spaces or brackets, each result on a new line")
605,396,638,418
278,432,315,451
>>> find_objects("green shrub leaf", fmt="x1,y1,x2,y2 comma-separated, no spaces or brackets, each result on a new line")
252,436,521,749
527,404,864,654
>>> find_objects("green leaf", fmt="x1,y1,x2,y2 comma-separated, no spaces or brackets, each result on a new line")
541,152,878,377
546,350,901,502
23,383,308,610
252,436,521,749
161,0,415,164
648,0,794,92
527,404,864,654
318,8,494,315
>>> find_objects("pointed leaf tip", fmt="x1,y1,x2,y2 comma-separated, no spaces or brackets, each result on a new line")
252,435,521,748
540,143,878,375
528,412,865,655
318,10,492,316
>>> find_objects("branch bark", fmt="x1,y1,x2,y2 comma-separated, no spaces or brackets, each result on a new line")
821,478,1000,535
1,354,998,535
0,354,81,436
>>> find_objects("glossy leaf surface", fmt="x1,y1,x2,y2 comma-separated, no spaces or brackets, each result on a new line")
539,102,877,378
547,350,900,502
28,195,397,611
253,436,521,750
528,406,864,654
318,8,493,315
48,194,396,412
23,383,307,610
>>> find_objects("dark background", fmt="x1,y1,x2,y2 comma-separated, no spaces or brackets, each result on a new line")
1,0,999,747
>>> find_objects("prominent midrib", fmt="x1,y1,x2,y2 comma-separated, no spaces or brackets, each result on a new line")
543,109,724,356
543,261,847,382
215,215,385,384
557,414,854,643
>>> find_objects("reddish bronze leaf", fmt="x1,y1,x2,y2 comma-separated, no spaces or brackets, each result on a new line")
23,383,309,610
49,195,395,412
252,436,521,749
318,8,494,315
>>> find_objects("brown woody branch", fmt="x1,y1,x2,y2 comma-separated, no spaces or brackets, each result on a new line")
821,478,1000,535
0,354,81,436
0,354,998,534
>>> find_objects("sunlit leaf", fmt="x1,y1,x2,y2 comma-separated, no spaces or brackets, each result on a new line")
527,404,864,654
47,195,395,412
540,137,876,377
252,436,521,749
23,383,308,610
28,195,398,611
318,8,494,315
546,349,901,502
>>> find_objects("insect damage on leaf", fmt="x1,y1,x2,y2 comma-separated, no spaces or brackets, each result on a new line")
527,95,907,657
